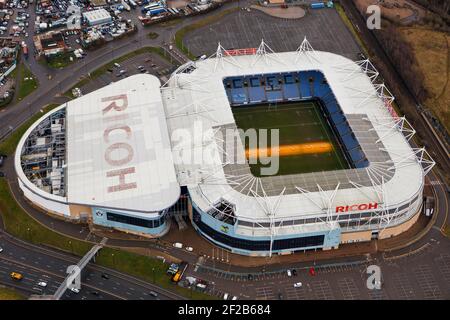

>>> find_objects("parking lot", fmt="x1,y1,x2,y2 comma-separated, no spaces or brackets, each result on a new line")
77,50,175,96
183,8,361,59
191,239,450,300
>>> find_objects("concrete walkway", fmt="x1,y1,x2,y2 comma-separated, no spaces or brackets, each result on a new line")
250,5,306,19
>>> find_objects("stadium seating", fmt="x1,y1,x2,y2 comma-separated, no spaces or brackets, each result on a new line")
248,76,266,103
299,72,313,98
223,71,369,169
283,74,300,100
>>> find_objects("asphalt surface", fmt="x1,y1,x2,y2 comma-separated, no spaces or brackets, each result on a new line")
0,0,449,300
184,7,360,59
0,231,184,300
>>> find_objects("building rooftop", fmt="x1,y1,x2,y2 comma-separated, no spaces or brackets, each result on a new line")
162,44,429,223
66,74,180,214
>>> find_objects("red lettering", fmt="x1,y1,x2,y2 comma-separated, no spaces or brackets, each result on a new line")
336,203,379,213
103,125,132,143
358,204,368,211
106,167,137,193
368,202,378,210
105,143,134,167
102,94,128,114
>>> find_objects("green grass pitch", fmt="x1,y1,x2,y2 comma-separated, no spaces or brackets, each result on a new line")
232,101,350,176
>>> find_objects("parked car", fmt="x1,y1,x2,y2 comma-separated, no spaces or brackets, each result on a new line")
292,269,297,276
149,291,158,297
287,269,292,277
101,273,110,280
293,282,302,288
185,246,193,252
37,281,47,287
70,287,80,294
173,242,183,249
0,154,7,166
0,247,3,253
10,272,23,280
223,293,229,300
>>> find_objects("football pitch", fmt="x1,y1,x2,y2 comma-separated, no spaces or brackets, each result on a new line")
232,101,350,176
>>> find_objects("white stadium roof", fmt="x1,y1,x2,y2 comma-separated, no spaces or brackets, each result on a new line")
162,41,432,224
65,74,179,214
15,40,434,227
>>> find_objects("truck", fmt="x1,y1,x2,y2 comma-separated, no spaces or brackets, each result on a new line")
10,272,23,280
171,261,188,282
424,196,435,217
172,270,182,282
311,2,325,9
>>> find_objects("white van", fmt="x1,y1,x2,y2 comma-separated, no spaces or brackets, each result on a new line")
173,242,183,249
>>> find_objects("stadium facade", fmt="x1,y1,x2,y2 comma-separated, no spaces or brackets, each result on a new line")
15,39,435,256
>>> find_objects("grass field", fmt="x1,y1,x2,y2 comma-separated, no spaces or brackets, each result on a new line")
399,27,449,134
0,287,25,300
232,101,349,176
16,63,38,102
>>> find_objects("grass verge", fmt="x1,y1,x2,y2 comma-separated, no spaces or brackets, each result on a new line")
97,248,215,299
0,286,26,300
44,52,76,69
0,103,59,155
148,31,159,39
0,178,92,255
399,27,449,134
443,224,450,238
175,7,239,60
16,63,39,101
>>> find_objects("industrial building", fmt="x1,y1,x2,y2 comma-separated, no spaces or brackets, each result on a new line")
15,40,434,255
83,8,112,26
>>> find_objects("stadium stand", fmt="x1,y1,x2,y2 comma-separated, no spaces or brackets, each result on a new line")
223,70,369,169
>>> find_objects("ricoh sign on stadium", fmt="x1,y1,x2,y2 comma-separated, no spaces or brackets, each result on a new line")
336,203,379,213
14,40,433,257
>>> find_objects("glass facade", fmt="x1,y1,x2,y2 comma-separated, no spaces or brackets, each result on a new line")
193,209,325,252
106,211,165,229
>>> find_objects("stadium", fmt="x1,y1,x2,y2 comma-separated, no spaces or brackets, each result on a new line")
15,39,435,256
